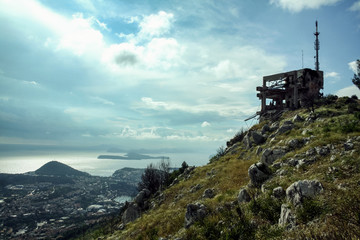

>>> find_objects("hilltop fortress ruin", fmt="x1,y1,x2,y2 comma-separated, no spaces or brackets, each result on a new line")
253,21,324,121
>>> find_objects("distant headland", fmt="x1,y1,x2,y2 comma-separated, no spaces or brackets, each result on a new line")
98,152,170,160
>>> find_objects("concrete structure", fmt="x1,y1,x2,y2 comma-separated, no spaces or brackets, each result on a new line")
256,68,323,119
250,21,323,121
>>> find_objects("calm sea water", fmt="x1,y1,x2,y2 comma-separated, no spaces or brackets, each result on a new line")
0,151,210,176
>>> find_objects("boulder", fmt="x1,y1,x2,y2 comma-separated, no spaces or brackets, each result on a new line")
256,146,263,155
261,148,286,166
275,121,294,135
278,204,296,229
121,202,141,224
184,203,208,228
202,188,215,199
261,124,270,134
286,180,324,206
306,147,316,156
272,186,285,199
344,140,354,151
248,162,271,187
287,139,304,149
243,132,252,149
238,188,251,203
315,146,330,156
134,189,151,206
252,131,265,145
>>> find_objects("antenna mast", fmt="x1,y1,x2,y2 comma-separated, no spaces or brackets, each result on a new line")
314,21,320,71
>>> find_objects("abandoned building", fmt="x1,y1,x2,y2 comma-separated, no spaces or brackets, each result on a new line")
253,21,324,121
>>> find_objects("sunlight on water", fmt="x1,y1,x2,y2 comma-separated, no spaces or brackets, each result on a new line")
0,151,209,176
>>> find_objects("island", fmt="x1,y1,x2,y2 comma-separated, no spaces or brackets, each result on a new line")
98,152,170,160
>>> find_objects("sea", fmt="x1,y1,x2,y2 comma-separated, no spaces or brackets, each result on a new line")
0,151,211,176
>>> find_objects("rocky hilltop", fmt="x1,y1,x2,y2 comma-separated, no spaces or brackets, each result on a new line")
81,96,360,240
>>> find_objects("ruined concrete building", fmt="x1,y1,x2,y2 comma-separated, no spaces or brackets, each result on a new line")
254,21,323,121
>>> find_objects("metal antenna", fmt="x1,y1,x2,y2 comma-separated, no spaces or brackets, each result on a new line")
302,50,304,68
314,20,320,71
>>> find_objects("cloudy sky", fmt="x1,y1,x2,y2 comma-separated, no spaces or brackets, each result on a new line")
0,0,360,155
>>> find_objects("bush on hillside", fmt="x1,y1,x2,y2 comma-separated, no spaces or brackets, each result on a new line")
137,160,170,194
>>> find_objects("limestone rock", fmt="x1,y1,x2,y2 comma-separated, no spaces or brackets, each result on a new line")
279,204,296,229
344,140,354,151
122,202,141,224
184,203,208,228
261,124,270,134
243,132,252,149
238,188,251,203
315,146,330,156
287,139,304,149
286,180,324,206
134,189,151,206
261,148,286,166
256,146,263,155
202,188,215,199
275,121,294,135
248,162,271,187
252,131,265,145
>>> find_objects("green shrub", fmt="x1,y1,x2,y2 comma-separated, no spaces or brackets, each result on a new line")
296,198,325,224
248,195,282,224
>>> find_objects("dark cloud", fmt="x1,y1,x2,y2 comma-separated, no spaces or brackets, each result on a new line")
115,52,138,66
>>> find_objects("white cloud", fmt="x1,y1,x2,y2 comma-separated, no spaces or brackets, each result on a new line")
325,72,339,78
56,13,105,56
140,97,252,118
336,85,360,97
349,60,359,74
350,1,360,12
201,121,211,127
270,0,342,12
139,11,174,38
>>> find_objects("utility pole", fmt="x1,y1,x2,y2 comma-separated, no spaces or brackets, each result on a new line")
314,20,320,71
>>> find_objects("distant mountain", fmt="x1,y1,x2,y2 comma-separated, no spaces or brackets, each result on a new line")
35,161,90,177
98,152,170,160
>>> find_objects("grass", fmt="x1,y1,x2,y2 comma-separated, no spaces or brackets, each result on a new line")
80,98,360,240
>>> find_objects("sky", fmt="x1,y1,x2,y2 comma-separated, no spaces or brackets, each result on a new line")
0,0,360,157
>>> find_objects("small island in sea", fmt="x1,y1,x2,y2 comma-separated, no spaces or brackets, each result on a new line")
97,152,170,160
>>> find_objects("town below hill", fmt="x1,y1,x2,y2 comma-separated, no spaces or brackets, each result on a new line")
0,161,144,239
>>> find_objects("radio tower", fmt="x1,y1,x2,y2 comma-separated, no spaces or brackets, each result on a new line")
314,20,320,71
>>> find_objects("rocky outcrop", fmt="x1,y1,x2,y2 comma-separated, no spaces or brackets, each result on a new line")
261,148,287,166
275,121,294,135
185,203,208,228
286,180,324,206
122,202,142,224
202,188,215,199
243,131,266,149
279,204,296,228
248,162,272,187
238,188,251,203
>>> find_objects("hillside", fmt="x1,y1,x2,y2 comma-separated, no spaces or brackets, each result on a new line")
35,161,90,177
81,96,360,240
